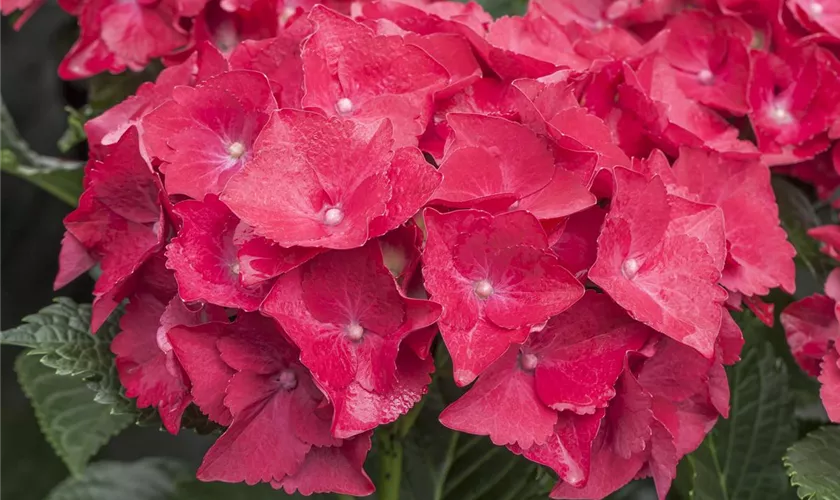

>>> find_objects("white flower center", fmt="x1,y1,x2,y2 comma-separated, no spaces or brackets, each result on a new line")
768,103,794,125
346,323,365,341
474,279,494,299
520,352,539,371
276,369,298,390
336,98,354,115
697,69,714,85
228,142,246,159
279,6,295,23
621,258,640,279
324,207,344,226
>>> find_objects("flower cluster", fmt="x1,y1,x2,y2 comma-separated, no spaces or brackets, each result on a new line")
4,0,353,79
47,0,836,496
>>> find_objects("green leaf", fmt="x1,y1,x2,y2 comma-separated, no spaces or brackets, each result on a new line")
45,458,190,500
469,0,527,17
16,353,133,477
773,176,835,294
45,457,340,500
684,324,798,500
1,98,85,205
58,106,93,153
1,297,126,407
784,425,840,500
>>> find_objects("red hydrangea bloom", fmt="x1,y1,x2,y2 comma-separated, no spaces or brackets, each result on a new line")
659,10,752,115
169,313,375,494
56,128,166,332
422,208,584,385
59,0,192,79
261,243,440,438
46,0,813,495
142,70,277,200
301,6,449,147
747,46,840,164
589,167,728,359
221,109,440,249
821,346,840,422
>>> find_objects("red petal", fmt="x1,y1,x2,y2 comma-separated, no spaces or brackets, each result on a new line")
432,113,555,207
509,410,604,487
781,294,839,377
423,208,581,385
273,433,375,496
439,347,558,448
820,347,840,422
221,110,392,249
167,196,271,310
142,70,276,200
590,168,727,359
330,348,433,439
197,374,314,483
549,435,646,500
550,206,607,280
112,292,190,434
301,5,448,147
531,292,651,414
168,322,235,426
672,148,796,296
234,224,324,287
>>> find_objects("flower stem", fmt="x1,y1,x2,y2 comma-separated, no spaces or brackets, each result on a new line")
378,424,403,500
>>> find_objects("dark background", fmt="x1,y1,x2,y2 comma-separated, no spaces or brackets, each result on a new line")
1,7,213,499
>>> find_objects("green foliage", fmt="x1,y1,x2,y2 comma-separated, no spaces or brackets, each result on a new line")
44,457,336,500
469,0,527,17
15,353,133,477
784,426,840,500
773,176,836,294
683,318,799,500
1,98,84,206
57,106,92,153
0,297,126,407
45,458,190,500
